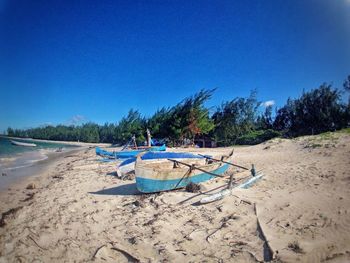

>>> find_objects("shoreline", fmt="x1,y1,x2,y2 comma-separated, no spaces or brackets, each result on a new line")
0,136,111,192
0,135,111,147
0,143,86,191
0,147,87,212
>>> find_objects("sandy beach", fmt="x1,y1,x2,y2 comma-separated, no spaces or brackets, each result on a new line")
0,131,349,262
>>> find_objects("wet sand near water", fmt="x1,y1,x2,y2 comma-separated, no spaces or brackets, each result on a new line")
0,148,87,210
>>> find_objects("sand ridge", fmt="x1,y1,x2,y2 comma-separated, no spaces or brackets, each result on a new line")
0,132,349,262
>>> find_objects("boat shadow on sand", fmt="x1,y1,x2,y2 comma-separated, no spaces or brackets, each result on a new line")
90,183,141,196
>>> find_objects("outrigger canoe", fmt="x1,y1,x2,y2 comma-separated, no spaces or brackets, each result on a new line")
116,151,207,177
11,140,37,147
95,144,166,159
135,151,233,193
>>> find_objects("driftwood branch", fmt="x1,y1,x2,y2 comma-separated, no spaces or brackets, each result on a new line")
92,244,106,259
111,243,140,263
28,235,47,250
206,214,238,243
183,228,205,240
92,242,140,262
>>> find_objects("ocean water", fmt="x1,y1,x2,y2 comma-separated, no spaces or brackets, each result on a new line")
0,136,79,174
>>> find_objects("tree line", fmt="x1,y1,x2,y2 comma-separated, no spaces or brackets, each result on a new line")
7,75,350,145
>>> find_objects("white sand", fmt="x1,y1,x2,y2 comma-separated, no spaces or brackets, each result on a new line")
0,131,349,262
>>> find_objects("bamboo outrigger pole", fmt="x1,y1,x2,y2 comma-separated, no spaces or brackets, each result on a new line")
197,154,256,177
167,159,225,178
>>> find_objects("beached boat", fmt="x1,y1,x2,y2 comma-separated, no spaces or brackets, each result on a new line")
135,151,233,193
116,151,206,177
96,147,144,159
10,140,37,147
114,149,147,159
95,144,166,159
95,147,114,158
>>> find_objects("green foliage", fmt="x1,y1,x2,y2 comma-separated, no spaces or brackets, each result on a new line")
115,109,147,145
6,75,350,145
256,105,273,130
148,89,215,143
212,90,260,146
273,83,349,136
235,129,281,145
7,127,14,137
344,75,350,119
147,107,171,139
338,127,350,134
99,123,116,143
344,75,350,92
179,89,215,140
80,123,100,143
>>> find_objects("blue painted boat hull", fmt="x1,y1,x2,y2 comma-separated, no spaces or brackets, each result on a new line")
149,144,166,151
114,149,145,158
136,163,229,193
95,144,166,159
117,151,206,177
95,147,115,158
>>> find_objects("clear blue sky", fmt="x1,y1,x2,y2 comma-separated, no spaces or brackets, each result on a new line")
1,0,349,132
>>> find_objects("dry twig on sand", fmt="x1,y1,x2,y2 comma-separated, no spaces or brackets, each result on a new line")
206,214,239,242
92,242,141,262
28,235,47,250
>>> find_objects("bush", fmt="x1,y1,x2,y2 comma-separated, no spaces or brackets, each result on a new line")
236,129,281,145
273,84,347,136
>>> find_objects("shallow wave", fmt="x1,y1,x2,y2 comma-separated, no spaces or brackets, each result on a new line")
3,155,48,171
0,151,49,172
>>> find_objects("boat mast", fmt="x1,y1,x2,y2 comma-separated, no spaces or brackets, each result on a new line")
147,129,151,147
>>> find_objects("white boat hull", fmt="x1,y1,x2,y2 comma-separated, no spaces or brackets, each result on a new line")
11,140,37,147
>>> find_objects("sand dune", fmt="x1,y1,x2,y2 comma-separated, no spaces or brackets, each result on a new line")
0,131,349,262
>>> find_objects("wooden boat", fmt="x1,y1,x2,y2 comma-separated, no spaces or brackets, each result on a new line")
95,144,166,159
135,151,233,193
95,147,114,158
95,147,144,159
124,145,164,150
116,151,205,177
10,140,37,147
114,149,147,159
